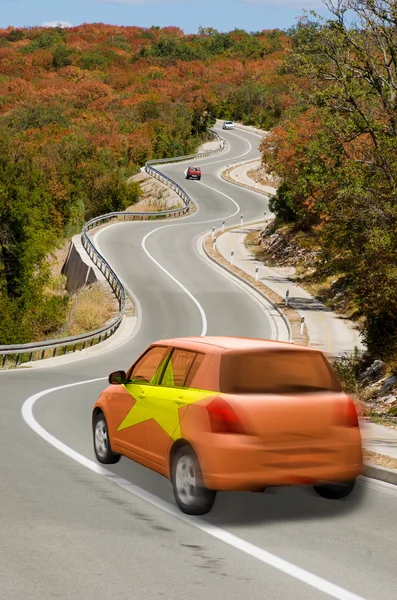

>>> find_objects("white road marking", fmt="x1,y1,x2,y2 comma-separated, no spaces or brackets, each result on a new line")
141,181,245,337
168,131,253,170
195,232,281,342
142,227,208,336
22,378,368,600
95,182,242,338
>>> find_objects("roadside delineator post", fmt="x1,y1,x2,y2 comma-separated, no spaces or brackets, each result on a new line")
212,226,215,240
240,214,244,226
222,219,225,232
264,211,267,220
213,236,217,250
285,289,290,306
300,316,305,336
231,250,235,266
255,266,259,282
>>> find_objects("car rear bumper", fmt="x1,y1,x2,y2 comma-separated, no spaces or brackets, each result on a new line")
195,433,363,491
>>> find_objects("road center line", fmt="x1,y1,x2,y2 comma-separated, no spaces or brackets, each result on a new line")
95,182,242,338
22,379,368,600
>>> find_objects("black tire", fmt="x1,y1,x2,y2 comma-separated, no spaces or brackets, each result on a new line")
171,445,216,515
313,479,356,500
93,412,121,464
198,176,201,181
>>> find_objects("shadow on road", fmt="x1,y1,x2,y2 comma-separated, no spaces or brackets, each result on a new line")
204,482,367,527
109,458,367,528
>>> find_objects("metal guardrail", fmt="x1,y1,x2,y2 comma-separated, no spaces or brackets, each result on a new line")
0,129,226,369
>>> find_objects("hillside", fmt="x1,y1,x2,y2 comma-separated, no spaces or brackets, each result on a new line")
257,3,397,370
0,24,291,345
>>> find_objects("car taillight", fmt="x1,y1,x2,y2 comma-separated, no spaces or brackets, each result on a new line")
335,397,359,427
206,398,245,434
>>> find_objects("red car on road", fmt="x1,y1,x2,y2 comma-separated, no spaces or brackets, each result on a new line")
186,166,201,180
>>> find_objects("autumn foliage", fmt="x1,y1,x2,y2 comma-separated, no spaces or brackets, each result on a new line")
263,2,397,362
0,24,291,345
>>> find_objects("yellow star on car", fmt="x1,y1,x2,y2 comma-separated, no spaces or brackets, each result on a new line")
116,357,183,440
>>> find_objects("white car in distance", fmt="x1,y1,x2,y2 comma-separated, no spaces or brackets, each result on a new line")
222,121,234,130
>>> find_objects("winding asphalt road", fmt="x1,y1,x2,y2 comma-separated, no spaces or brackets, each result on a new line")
1,126,397,600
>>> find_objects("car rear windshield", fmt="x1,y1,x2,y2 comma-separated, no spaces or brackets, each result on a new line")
190,166,200,171
219,350,342,394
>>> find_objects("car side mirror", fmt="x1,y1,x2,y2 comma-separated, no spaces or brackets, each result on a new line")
109,370,127,385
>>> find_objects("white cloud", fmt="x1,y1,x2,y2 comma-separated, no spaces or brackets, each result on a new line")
41,21,73,28
241,0,325,7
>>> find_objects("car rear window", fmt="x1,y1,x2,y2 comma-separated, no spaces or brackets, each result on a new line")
190,166,200,171
219,350,342,394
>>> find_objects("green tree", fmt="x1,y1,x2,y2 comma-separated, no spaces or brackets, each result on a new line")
52,44,72,70
269,0,397,359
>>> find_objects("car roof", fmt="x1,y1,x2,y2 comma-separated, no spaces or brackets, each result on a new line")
189,165,200,169
152,336,319,353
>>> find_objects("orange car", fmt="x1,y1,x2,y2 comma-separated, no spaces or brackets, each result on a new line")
92,337,363,515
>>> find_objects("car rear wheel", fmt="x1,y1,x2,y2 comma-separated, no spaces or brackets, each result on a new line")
313,479,356,500
93,412,121,464
171,445,216,515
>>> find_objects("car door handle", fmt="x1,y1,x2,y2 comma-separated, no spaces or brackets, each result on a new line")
175,397,184,405
139,392,146,398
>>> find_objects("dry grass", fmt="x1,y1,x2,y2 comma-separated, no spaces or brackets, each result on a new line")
127,171,195,214
48,239,72,279
204,230,309,346
247,166,279,188
63,282,119,337
363,449,397,470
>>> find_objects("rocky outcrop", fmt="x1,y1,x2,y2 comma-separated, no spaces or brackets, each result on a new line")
361,360,397,418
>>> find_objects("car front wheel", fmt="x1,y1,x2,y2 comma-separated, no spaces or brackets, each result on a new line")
93,412,121,464
313,479,356,500
171,445,216,515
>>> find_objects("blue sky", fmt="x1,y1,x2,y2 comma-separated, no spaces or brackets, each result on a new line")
2,0,332,33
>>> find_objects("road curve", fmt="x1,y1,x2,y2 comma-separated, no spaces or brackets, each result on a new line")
1,127,397,600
